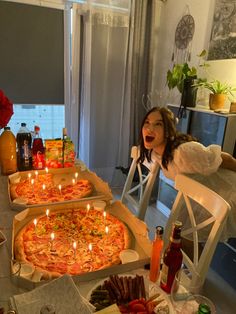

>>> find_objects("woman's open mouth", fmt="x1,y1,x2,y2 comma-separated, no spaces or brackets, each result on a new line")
145,135,155,143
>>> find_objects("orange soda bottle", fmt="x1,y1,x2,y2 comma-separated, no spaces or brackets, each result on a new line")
0,126,17,175
149,226,164,282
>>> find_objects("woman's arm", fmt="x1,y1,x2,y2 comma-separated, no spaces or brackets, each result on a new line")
220,152,236,172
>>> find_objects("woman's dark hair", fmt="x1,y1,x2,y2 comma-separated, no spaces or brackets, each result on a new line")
138,106,196,169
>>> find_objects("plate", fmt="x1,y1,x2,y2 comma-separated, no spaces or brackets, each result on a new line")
86,273,174,313
119,249,139,264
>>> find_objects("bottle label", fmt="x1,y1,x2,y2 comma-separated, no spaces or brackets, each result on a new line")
160,263,169,286
20,140,31,161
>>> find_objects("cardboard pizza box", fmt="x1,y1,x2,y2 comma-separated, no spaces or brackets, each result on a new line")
8,164,113,211
11,200,152,290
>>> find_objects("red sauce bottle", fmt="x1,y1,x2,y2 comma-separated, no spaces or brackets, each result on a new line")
32,126,45,170
160,221,183,293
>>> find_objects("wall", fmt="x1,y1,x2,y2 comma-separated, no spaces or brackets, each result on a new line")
153,0,236,109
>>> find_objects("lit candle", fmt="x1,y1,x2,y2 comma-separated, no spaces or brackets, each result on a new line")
33,218,37,231
46,209,50,219
58,184,62,194
42,184,46,191
105,226,109,235
50,232,55,251
28,173,32,184
73,241,77,259
88,243,93,252
45,167,49,174
86,204,90,215
75,172,78,182
72,178,75,185
31,178,35,192
103,211,107,221
35,170,38,179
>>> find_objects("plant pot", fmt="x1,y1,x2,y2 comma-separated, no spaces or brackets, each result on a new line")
209,93,226,110
180,78,197,108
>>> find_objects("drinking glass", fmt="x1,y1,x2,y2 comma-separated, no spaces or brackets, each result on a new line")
181,294,216,314
170,268,203,313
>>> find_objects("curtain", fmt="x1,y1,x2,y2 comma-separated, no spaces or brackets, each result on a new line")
75,2,132,186
129,0,157,147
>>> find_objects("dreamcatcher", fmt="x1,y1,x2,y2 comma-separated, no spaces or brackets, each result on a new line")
172,14,195,64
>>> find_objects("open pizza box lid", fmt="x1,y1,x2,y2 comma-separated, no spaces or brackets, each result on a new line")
11,200,152,290
8,163,113,211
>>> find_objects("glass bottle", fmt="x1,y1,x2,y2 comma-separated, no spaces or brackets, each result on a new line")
197,303,211,314
16,123,32,171
0,126,17,175
149,226,164,283
160,221,183,293
32,125,45,170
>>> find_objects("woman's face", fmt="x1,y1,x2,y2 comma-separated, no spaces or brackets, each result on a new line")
142,110,166,154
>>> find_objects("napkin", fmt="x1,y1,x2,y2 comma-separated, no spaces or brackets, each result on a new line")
10,274,95,314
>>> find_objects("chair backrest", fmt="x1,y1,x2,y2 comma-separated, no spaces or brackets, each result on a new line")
121,146,159,221
163,174,230,285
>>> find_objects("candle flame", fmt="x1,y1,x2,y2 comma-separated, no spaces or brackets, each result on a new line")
31,179,35,185
28,173,32,179
105,226,109,234
87,204,90,211
35,170,38,176
51,232,55,241
73,241,77,250
103,211,107,219
45,167,49,173
46,209,49,217
42,184,46,190
72,178,75,185
58,184,62,191
88,243,92,251
75,172,78,179
33,218,37,226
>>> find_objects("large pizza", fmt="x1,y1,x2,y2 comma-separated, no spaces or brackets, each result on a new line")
14,208,131,279
10,173,93,205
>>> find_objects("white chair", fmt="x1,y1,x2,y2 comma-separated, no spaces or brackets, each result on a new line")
163,174,230,285
121,146,159,221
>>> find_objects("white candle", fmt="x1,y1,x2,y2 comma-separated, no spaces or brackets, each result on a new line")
45,167,49,174
33,218,37,232
86,204,90,215
73,241,77,259
58,184,62,194
28,173,32,183
105,226,109,235
50,232,55,241
74,172,78,182
103,211,107,221
46,209,50,218
50,232,55,251
88,243,93,252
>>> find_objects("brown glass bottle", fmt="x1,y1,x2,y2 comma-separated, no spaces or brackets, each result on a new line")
160,221,183,293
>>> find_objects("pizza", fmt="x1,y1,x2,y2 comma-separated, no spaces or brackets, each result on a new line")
10,173,93,205
14,207,131,279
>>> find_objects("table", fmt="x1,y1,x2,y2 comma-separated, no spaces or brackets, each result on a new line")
0,173,168,313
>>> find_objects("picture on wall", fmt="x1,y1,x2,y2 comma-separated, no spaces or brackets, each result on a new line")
208,0,236,60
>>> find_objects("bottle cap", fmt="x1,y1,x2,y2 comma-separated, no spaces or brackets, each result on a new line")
34,125,40,133
198,303,211,313
4,126,10,130
63,127,67,136
155,226,164,235
21,122,26,127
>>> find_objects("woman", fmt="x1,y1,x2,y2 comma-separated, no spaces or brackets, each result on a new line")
138,106,236,242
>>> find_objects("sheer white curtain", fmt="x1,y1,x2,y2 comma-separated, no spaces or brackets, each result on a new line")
72,1,132,186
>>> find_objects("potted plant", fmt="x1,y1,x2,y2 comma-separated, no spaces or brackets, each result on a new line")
194,79,236,110
166,50,208,108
